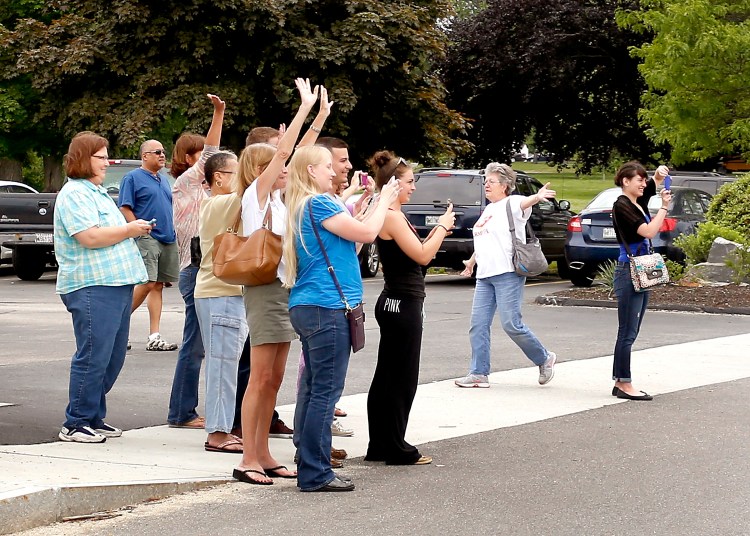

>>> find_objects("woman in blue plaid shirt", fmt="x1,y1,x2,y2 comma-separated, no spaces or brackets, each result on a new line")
54,132,153,443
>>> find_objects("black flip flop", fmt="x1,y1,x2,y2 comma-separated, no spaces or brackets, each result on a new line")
233,468,273,485
264,465,297,479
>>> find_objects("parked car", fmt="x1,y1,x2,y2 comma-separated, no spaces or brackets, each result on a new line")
402,169,574,276
564,186,713,287
0,181,40,265
658,172,737,196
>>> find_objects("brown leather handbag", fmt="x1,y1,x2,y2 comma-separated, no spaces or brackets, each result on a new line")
212,203,282,286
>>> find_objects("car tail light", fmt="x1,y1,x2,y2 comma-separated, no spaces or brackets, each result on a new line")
659,218,677,232
567,216,582,232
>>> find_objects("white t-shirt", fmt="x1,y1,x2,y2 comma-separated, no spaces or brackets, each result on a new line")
241,180,287,281
473,195,532,279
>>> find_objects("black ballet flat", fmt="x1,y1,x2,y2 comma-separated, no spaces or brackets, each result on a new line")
615,389,653,401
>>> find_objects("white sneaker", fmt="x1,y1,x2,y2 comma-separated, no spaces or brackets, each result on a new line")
93,423,122,438
331,420,354,437
59,426,106,443
454,374,490,388
146,333,178,351
538,352,557,385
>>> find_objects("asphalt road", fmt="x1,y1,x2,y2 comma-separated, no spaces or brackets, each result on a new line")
3,267,750,535
1,267,749,446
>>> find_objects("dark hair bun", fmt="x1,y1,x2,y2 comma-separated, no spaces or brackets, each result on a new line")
370,150,395,171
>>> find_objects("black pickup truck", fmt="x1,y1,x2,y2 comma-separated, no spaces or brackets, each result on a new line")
402,168,575,277
0,160,171,280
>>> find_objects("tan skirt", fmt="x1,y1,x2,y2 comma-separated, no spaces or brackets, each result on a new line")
243,279,296,346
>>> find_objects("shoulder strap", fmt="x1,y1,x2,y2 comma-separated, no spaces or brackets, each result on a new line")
307,199,351,311
228,202,242,233
261,196,273,229
505,197,537,244
612,204,653,257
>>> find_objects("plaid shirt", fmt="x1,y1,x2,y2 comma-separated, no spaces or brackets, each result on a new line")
54,179,148,294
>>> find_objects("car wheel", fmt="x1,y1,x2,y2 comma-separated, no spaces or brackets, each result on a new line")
12,247,46,281
556,258,571,280
359,242,379,278
570,270,594,288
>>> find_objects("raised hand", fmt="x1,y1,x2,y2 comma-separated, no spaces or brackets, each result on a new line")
207,93,225,112
319,86,334,117
295,78,319,109
438,202,455,231
379,176,402,206
654,164,670,182
536,182,557,203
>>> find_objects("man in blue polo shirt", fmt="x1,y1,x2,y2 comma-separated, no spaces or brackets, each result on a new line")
118,140,179,351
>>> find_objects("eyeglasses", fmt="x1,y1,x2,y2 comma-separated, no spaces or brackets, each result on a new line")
91,155,109,161
216,170,237,174
144,149,166,156
395,157,408,167
483,178,503,185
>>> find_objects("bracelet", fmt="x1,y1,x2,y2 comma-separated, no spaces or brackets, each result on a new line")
658,207,668,212
435,224,449,232
309,125,322,133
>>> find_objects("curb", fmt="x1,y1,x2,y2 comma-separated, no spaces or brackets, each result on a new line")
534,295,750,315
0,478,230,535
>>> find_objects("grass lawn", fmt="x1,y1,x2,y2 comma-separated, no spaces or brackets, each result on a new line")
513,162,614,212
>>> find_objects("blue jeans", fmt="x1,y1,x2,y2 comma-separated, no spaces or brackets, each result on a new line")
168,266,204,424
290,306,351,491
613,263,649,382
60,285,134,429
468,272,548,375
195,295,248,433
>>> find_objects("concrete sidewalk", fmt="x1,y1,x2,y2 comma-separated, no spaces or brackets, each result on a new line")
2,333,749,535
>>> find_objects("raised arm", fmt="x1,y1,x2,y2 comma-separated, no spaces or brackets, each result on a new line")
297,86,333,148
382,203,455,266
322,180,401,243
520,182,556,211
255,79,318,204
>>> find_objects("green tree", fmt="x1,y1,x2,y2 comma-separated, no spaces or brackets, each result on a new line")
441,0,660,172
619,0,750,165
1,0,469,170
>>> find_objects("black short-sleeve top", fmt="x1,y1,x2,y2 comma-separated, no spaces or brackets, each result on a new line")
612,179,656,261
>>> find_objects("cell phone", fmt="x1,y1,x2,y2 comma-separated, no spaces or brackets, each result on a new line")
663,175,672,190
360,172,368,186
148,218,157,226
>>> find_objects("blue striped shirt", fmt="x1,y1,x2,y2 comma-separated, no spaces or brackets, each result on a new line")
54,179,148,294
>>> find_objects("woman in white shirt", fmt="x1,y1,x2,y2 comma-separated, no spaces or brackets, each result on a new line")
456,163,558,389
232,78,318,485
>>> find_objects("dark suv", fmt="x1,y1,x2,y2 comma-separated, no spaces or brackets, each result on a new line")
402,169,574,275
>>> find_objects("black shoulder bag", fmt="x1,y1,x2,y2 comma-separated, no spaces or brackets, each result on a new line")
307,200,366,353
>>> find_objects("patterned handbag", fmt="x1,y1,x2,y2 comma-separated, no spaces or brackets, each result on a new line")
613,210,670,292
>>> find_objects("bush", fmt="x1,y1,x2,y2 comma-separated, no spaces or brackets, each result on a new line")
665,259,685,282
725,244,750,285
706,175,750,236
672,221,746,265
595,259,617,292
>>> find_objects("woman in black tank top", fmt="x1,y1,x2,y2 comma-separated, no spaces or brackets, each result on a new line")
364,151,455,465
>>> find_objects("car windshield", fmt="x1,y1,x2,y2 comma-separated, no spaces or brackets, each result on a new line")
585,188,622,210
408,174,483,206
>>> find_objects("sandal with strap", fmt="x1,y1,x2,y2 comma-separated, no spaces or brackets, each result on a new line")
146,334,178,351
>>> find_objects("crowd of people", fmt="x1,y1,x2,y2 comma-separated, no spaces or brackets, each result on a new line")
52,79,670,492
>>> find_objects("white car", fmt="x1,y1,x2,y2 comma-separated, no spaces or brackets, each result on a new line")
0,181,40,264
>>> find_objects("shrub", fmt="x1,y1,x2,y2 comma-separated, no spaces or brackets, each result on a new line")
725,244,750,285
706,175,750,236
672,221,746,265
665,259,685,282
595,259,617,292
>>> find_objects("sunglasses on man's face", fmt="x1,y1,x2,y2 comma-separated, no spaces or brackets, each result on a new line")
144,149,166,156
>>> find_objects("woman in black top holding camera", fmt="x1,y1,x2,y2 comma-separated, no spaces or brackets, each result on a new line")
364,151,455,465
611,162,672,401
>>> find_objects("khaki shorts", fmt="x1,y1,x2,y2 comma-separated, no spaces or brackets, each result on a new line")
136,235,179,283
243,279,297,346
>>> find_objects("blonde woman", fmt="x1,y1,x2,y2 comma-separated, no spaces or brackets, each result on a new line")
283,145,400,492
232,78,319,485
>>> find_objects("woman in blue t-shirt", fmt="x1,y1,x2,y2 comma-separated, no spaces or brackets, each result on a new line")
283,145,399,492
611,162,672,401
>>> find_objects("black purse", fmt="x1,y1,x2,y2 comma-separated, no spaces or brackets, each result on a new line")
307,200,366,353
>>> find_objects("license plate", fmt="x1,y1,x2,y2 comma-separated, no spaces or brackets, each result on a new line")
35,233,53,243
425,215,440,226
602,227,616,239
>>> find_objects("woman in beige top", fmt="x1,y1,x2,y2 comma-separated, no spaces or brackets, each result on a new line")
194,151,249,453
